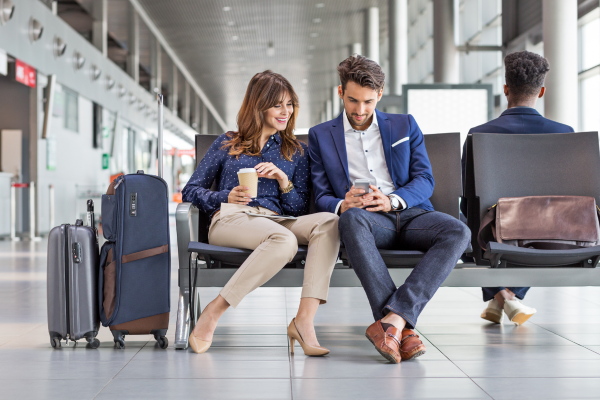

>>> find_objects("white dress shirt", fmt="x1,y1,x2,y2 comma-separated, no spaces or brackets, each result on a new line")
335,110,407,214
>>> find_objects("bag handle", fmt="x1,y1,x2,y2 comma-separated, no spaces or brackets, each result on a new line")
477,205,497,251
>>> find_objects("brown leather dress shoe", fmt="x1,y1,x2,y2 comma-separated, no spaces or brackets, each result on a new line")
365,320,402,364
400,329,426,360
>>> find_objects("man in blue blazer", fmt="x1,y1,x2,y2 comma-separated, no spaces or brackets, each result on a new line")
309,55,470,363
462,51,574,327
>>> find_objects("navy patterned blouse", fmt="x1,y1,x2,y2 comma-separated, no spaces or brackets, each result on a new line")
182,132,310,218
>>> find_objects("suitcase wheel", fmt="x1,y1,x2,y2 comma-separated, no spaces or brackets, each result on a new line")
50,337,61,349
157,336,168,349
151,329,169,350
87,338,101,349
112,330,127,349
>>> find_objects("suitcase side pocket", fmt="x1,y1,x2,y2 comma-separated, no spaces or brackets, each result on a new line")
101,194,117,241
99,242,117,326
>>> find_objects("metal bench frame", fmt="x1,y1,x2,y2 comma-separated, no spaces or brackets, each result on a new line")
172,131,600,350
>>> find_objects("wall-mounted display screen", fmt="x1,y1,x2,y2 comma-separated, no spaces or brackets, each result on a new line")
402,84,493,154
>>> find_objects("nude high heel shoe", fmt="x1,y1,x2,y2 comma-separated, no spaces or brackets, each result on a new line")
287,318,329,356
188,331,211,354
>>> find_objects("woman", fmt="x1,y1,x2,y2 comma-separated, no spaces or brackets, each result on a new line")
182,71,339,356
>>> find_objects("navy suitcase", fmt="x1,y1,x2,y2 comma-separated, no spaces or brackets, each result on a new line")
99,95,171,349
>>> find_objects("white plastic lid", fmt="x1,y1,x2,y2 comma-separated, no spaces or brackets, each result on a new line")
238,168,256,174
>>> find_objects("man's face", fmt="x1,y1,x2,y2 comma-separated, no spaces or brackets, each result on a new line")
339,81,383,128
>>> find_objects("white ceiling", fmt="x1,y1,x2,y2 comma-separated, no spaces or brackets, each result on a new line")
134,0,387,130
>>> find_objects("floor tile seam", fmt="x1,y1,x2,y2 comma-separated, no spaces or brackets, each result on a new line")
550,288,600,307
530,321,600,351
416,330,495,400
284,288,294,400
92,340,150,399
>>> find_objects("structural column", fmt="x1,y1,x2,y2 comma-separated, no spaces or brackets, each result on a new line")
364,7,380,63
543,0,578,130
170,62,178,116
201,103,208,135
150,37,162,94
326,99,333,120
433,0,458,83
332,86,340,117
194,96,201,133
350,42,362,56
388,0,408,95
182,81,191,124
127,3,139,83
92,0,107,57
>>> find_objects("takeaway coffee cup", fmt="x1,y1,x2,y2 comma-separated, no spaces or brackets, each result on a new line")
237,168,258,198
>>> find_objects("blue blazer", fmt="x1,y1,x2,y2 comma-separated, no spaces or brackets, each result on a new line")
308,109,435,214
460,106,574,214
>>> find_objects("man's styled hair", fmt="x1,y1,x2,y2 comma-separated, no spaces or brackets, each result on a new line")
504,51,550,99
337,55,385,93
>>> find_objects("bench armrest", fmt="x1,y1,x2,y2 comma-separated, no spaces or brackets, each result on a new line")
176,202,199,271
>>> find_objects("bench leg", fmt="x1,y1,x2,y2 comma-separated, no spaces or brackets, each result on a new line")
174,287,190,349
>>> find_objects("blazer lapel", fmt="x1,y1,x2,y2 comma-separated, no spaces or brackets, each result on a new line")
329,114,350,184
377,110,395,182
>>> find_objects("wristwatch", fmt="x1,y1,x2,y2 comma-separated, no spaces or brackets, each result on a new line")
388,195,402,211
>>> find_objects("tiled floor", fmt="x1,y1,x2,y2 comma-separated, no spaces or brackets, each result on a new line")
3,225,600,399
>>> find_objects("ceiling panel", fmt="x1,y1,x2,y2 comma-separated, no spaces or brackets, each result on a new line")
137,0,387,129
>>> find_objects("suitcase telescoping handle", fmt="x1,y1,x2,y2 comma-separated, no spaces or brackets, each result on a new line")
157,94,164,179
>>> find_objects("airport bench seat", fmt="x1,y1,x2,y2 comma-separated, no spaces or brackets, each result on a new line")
464,131,600,269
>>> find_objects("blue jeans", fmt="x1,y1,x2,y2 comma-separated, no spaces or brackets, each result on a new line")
482,287,530,302
339,207,471,329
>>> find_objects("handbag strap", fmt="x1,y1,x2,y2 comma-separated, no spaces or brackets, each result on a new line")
477,205,497,251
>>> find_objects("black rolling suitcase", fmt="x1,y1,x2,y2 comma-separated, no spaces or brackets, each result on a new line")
99,94,171,349
47,201,100,349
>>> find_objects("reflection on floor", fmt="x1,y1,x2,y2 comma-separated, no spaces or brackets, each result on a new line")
3,232,600,400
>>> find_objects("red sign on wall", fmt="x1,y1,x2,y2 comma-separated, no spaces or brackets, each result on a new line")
15,60,36,88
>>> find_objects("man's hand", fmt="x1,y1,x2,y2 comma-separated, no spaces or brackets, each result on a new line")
362,185,392,212
340,186,367,214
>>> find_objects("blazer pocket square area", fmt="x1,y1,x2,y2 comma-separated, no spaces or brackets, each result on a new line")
392,137,409,147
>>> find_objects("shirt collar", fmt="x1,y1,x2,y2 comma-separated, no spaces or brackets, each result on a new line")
271,132,281,144
343,110,378,133
500,107,542,117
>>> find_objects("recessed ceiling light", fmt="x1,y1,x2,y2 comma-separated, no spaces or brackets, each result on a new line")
73,51,85,70
1,0,15,25
223,6,231,11
29,18,43,42
227,21,235,26
310,32,318,38
312,18,321,23
316,3,325,8
232,36,239,40
53,36,67,57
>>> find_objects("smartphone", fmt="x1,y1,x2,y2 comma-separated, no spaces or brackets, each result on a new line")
353,179,371,197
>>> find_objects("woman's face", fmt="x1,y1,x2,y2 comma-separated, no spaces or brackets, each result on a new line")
262,92,293,133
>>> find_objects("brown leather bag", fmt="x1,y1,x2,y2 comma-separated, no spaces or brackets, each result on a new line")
477,196,600,251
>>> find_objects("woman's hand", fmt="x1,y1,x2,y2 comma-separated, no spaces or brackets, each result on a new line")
255,162,289,189
228,185,252,205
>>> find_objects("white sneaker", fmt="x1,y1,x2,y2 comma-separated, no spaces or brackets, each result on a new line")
503,299,537,325
480,298,504,324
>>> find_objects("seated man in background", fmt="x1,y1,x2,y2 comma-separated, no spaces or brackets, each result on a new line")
462,50,574,326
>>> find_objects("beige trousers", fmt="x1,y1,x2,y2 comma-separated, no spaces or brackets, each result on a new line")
208,203,340,308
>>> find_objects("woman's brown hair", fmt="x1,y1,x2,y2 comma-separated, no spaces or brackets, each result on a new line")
222,70,303,161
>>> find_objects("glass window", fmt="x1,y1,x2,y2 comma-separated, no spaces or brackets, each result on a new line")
63,88,79,132
581,18,600,71
581,74,600,132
